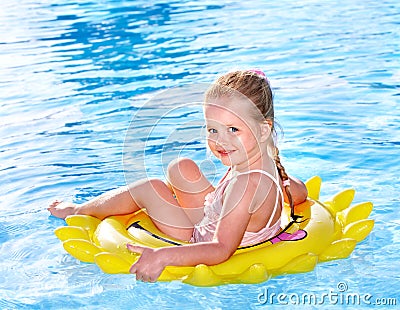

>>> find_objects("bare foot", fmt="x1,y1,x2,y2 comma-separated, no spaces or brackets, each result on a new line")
48,200,79,219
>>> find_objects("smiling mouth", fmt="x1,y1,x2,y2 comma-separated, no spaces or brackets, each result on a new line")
217,150,235,156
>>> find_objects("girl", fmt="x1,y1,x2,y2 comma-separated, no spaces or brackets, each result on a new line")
48,69,308,282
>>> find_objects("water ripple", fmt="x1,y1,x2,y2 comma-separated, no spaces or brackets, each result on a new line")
1,0,399,308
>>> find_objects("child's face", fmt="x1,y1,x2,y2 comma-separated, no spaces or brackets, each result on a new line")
204,95,270,168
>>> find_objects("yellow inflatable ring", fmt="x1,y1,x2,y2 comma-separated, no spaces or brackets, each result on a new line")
54,176,374,286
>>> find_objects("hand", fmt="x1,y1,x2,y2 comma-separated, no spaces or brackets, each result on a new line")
127,244,166,283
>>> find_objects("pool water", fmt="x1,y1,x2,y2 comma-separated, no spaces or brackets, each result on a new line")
1,0,399,309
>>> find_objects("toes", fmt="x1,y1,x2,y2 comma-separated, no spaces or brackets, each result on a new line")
48,200,62,209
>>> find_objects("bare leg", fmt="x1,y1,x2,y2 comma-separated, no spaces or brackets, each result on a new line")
167,158,214,224
48,158,215,240
128,178,195,240
48,179,195,240
48,185,139,220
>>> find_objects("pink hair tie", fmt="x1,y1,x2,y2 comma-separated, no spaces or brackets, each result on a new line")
283,179,291,187
249,69,269,82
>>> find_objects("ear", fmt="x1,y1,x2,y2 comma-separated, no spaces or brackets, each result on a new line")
260,120,272,142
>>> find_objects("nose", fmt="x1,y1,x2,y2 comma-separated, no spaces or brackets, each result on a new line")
215,132,229,147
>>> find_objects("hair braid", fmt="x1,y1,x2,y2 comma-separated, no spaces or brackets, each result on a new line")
274,147,301,222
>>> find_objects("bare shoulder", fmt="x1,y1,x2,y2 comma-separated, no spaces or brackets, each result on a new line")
223,172,274,210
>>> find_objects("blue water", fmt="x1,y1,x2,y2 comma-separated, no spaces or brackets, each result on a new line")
1,0,399,309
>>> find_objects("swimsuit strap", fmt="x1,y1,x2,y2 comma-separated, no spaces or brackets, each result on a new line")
235,168,283,228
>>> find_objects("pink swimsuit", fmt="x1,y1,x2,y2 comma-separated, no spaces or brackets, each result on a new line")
190,168,283,247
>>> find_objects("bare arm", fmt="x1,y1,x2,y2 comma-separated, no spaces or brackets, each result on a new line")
284,175,308,205
128,240,237,282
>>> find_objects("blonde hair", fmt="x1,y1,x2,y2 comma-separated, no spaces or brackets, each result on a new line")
205,69,297,219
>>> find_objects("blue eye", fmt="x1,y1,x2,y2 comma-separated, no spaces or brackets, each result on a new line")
228,127,239,133
208,128,217,134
